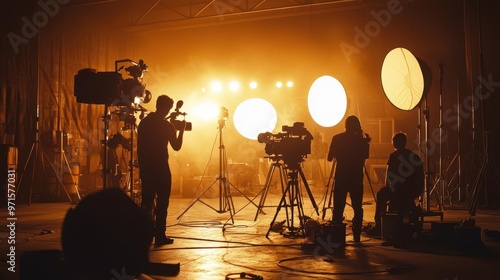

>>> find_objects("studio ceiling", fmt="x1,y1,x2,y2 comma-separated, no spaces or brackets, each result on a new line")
64,0,386,31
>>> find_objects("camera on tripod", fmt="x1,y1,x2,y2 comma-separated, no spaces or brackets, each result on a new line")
257,122,313,169
167,100,192,131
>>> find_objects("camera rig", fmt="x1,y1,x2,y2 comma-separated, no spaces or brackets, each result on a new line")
166,100,192,131
73,59,152,191
258,122,314,170
74,59,152,107
258,122,319,238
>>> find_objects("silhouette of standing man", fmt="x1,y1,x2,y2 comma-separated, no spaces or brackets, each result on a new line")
328,115,370,242
138,95,185,246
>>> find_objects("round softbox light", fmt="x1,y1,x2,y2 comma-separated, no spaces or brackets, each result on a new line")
308,75,347,127
233,98,277,140
381,47,424,111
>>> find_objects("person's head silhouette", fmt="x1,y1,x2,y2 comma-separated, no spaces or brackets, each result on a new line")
392,132,407,150
345,115,362,134
61,188,153,279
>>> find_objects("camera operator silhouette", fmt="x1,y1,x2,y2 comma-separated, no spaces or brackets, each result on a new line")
137,95,186,246
327,115,370,242
370,132,424,237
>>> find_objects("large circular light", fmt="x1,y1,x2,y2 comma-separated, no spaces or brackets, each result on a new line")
381,47,424,111
308,75,347,127
233,98,277,140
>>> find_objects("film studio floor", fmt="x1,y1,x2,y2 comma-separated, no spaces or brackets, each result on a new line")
1,180,500,280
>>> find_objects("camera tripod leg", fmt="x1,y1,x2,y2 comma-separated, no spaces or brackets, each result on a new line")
266,180,292,238
294,179,308,235
321,160,336,220
363,164,377,204
322,181,334,220
266,171,308,238
255,164,275,220
255,162,287,221
299,168,319,216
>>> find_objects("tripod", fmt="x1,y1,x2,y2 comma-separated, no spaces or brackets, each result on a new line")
177,117,256,223
16,34,80,205
18,131,80,204
321,160,376,220
265,165,319,238
17,43,80,204
254,158,288,221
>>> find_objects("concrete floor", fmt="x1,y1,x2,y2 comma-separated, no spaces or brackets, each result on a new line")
1,182,500,280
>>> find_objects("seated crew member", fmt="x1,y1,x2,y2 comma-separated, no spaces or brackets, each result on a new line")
371,132,424,236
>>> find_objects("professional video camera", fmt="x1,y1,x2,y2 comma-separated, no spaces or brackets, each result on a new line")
166,100,192,131
74,59,152,106
257,122,313,169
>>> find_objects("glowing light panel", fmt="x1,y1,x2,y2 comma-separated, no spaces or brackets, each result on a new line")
193,102,220,121
229,81,240,91
308,75,347,127
381,47,424,111
233,98,277,140
210,81,222,93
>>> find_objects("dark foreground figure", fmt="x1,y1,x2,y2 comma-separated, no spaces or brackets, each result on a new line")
20,188,179,280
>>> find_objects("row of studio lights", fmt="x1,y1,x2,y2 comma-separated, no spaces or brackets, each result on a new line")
185,47,424,141
201,80,295,94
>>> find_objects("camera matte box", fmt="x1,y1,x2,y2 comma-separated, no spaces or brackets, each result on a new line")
74,69,121,105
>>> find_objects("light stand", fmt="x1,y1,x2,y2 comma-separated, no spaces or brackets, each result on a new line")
420,92,444,218
416,58,444,220
54,47,80,202
17,48,44,204
439,79,463,209
463,0,500,217
178,113,257,223
215,117,235,222
380,48,444,220
17,33,78,204
427,64,446,210
54,131,81,203
17,117,77,204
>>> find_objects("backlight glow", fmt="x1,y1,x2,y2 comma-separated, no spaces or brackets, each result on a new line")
193,102,220,121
